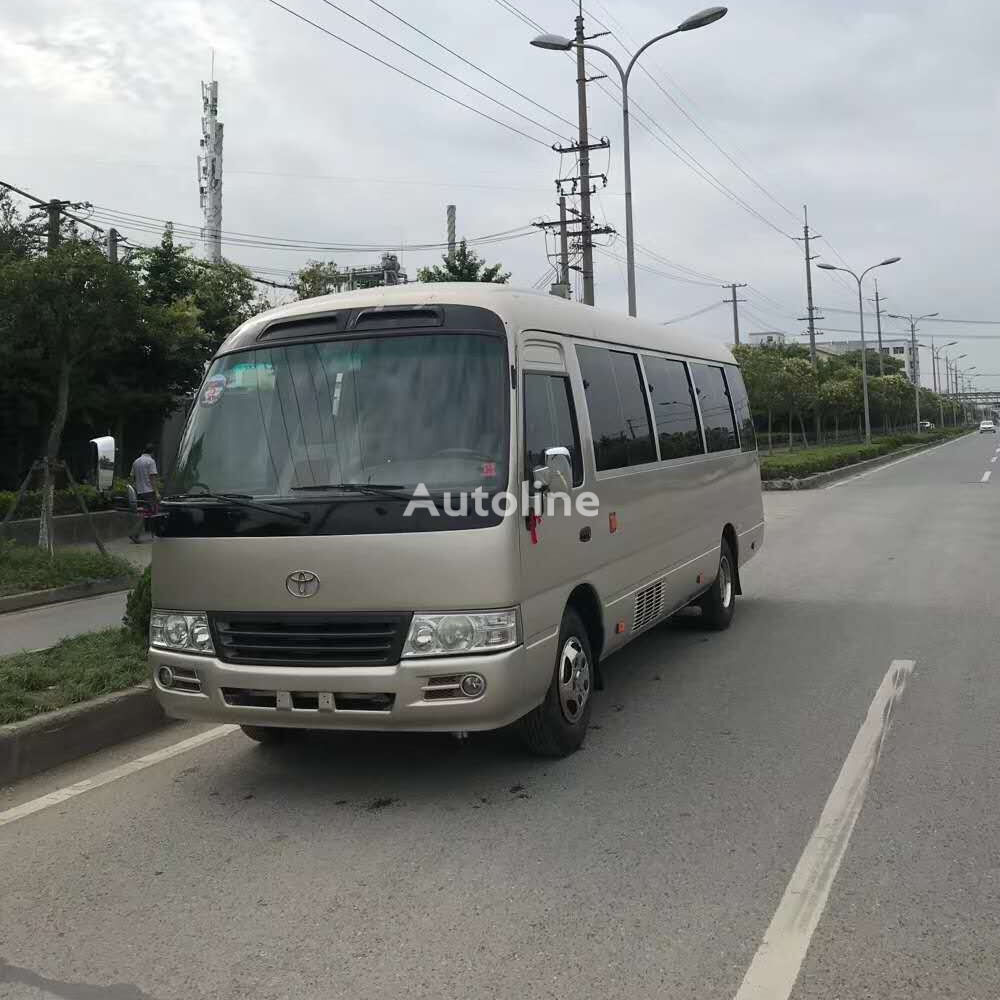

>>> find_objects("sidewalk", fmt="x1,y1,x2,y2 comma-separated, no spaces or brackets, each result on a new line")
1,538,153,658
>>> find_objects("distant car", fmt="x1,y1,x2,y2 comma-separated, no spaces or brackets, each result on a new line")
918,420,935,430
979,420,997,434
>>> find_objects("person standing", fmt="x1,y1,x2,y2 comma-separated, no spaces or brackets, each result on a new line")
129,443,159,543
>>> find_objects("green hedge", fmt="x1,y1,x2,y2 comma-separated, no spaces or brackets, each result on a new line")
0,479,131,519
0,540,137,598
760,429,965,481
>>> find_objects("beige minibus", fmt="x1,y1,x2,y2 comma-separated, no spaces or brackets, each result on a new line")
147,283,764,756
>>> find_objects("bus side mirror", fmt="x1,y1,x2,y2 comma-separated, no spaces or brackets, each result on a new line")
533,446,572,495
89,436,116,492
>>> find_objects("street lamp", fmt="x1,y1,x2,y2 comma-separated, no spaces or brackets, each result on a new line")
887,311,940,432
531,7,728,319
817,257,901,444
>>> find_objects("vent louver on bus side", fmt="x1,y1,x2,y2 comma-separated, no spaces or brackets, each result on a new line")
633,581,664,632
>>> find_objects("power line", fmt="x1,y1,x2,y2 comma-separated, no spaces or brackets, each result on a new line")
88,204,536,253
579,3,800,222
265,0,551,148
594,246,720,286
363,0,580,137
314,0,570,144
660,301,726,325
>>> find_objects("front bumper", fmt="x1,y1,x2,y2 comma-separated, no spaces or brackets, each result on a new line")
149,642,550,732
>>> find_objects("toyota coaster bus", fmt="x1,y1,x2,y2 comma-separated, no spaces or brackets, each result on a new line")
147,283,764,757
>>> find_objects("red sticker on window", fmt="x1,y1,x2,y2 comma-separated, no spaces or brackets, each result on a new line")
200,374,227,407
482,462,497,477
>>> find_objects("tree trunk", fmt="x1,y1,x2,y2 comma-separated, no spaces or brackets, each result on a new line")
788,409,793,451
767,409,773,454
114,413,126,478
38,354,71,554
834,415,839,440
799,412,809,448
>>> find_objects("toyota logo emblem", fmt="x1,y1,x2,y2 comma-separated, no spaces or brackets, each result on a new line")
286,570,320,598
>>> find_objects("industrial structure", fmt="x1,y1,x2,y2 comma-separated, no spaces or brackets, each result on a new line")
197,76,223,263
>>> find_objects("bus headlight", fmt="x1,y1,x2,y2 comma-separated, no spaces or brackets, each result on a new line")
151,610,215,655
402,609,520,658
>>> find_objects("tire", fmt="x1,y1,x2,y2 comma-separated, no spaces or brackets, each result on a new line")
698,538,737,631
516,608,594,758
240,724,293,745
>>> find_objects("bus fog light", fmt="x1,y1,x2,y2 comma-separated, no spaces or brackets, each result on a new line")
157,666,175,689
460,673,486,698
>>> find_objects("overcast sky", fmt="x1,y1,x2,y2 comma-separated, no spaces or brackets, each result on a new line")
3,0,999,388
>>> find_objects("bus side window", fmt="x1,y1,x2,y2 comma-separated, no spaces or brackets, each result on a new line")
724,364,757,453
524,373,583,487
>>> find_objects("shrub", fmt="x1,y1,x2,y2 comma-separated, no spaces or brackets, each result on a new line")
0,485,112,519
123,565,152,641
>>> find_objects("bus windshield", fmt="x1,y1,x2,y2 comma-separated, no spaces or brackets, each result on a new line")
167,332,509,498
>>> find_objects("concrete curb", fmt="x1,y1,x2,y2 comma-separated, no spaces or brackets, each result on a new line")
762,434,972,491
0,685,170,786
0,575,135,614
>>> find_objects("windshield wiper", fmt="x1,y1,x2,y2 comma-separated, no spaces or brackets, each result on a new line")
164,490,310,523
290,482,413,499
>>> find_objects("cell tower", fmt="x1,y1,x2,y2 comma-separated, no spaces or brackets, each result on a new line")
198,74,223,263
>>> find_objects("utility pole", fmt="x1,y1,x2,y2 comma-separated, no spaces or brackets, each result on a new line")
107,227,119,265
909,317,921,430
557,194,570,297
446,205,456,257
46,200,63,253
198,75,224,263
796,205,824,366
723,283,747,345
574,5,596,305
872,279,885,376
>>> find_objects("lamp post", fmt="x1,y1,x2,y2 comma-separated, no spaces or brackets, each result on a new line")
927,340,957,425
818,257,901,445
531,6,728,319
887,311,939,432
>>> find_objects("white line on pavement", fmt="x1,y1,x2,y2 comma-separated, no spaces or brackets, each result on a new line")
0,726,238,829
826,433,973,489
982,471,992,483
732,659,915,1000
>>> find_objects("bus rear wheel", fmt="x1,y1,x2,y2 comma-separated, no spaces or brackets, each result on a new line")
516,608,594,757
698,539,736,630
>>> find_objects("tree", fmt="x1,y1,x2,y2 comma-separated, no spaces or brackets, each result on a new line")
417,240,510,284
778,358,818,448
733,344,784,452
0,240,145,548
0,189,45,262
190,257,261,351
294,259,342,299
818,374,859,441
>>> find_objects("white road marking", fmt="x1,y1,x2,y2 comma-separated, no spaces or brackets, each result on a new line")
0,725,238,829
826,433,973,489
732,659,915,1000
982,471,992,483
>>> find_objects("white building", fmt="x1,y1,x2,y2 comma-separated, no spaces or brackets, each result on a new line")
823,338,917,382
748,331,787,347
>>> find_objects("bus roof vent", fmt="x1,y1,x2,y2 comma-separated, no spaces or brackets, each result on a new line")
257,313,346,342
351,306,444,331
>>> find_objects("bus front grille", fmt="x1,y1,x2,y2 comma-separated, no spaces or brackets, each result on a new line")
211,612,411,667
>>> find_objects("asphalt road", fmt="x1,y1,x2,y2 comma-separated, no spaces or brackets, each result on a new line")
2,431,998,1000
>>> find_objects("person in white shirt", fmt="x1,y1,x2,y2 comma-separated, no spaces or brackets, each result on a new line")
129,443,159,543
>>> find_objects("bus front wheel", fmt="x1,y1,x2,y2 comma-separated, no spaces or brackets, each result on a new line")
516,608,594,757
